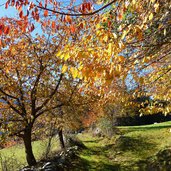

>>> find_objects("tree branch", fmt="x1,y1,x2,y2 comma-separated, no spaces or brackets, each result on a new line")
1,97,22,116
35,103,64,120
35,73,63,113
0,88,18,100
36,0,117,16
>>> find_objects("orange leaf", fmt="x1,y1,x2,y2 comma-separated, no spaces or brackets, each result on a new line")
44,10,48,17
70,25,76,33
51,21,56,29
65,15,72,24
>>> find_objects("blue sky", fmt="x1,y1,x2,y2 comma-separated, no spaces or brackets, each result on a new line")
0,0,18,18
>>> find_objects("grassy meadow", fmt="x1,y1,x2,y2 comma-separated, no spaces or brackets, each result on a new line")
0,121,171,170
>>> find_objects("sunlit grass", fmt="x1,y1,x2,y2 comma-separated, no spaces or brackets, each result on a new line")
76,121,171,170
1,121,171,170
0,137,60,170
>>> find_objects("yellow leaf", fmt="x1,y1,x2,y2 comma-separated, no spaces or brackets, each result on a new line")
62,64,67,73
150,0,155,3
78,63,83,71
154,2,159,13
121,30,129,40
5,68,10,74
149,13,153,20
107,43,112,55
132,0,136,5
95,0,103,5
64,53,70,61
103,35,108,42
70,67,78,79
96,23,101,30
116,64,122,72
113,33,117,39
56,51,61,57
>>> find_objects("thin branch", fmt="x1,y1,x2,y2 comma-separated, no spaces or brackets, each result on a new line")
35,103,64,119
152,68,171,83
0,88,18,100
1,97,22,116
16,69,27,115
35,73,63,113
36,0,117,16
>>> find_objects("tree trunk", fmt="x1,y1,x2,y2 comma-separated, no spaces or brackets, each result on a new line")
23,126,37,166
58,129,65,149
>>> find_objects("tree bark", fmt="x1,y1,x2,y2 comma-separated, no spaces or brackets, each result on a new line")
58,129,65,149
23,126,37,166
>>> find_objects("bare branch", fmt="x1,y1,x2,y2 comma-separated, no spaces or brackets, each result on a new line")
37,0,117,16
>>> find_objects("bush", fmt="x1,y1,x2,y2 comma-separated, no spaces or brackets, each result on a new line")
97,117,120,137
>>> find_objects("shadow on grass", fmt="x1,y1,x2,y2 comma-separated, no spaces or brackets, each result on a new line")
115,135,157,155
70,156,121,171
69,134,161,170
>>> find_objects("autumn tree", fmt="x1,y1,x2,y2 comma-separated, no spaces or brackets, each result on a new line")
0,19,74,165
3,0,170,135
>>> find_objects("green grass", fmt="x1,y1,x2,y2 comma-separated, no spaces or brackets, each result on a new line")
1,121,171,170
75,121,171,170
0,137,60,170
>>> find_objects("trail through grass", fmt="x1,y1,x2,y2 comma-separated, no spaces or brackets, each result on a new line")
75,121,171,170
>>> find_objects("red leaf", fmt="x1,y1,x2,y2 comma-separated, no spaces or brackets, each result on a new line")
19,10,23,18
30,24,35,32
39,1,42,7
29,2,34,10
0,28,3,35
79,23,84,29
11,0,15,6
86,2,92,11
5,2,9,9
4,26,10,34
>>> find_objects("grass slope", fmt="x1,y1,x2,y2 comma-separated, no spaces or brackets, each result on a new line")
76,121,171,170
1,121,171,170
0,138,60,170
